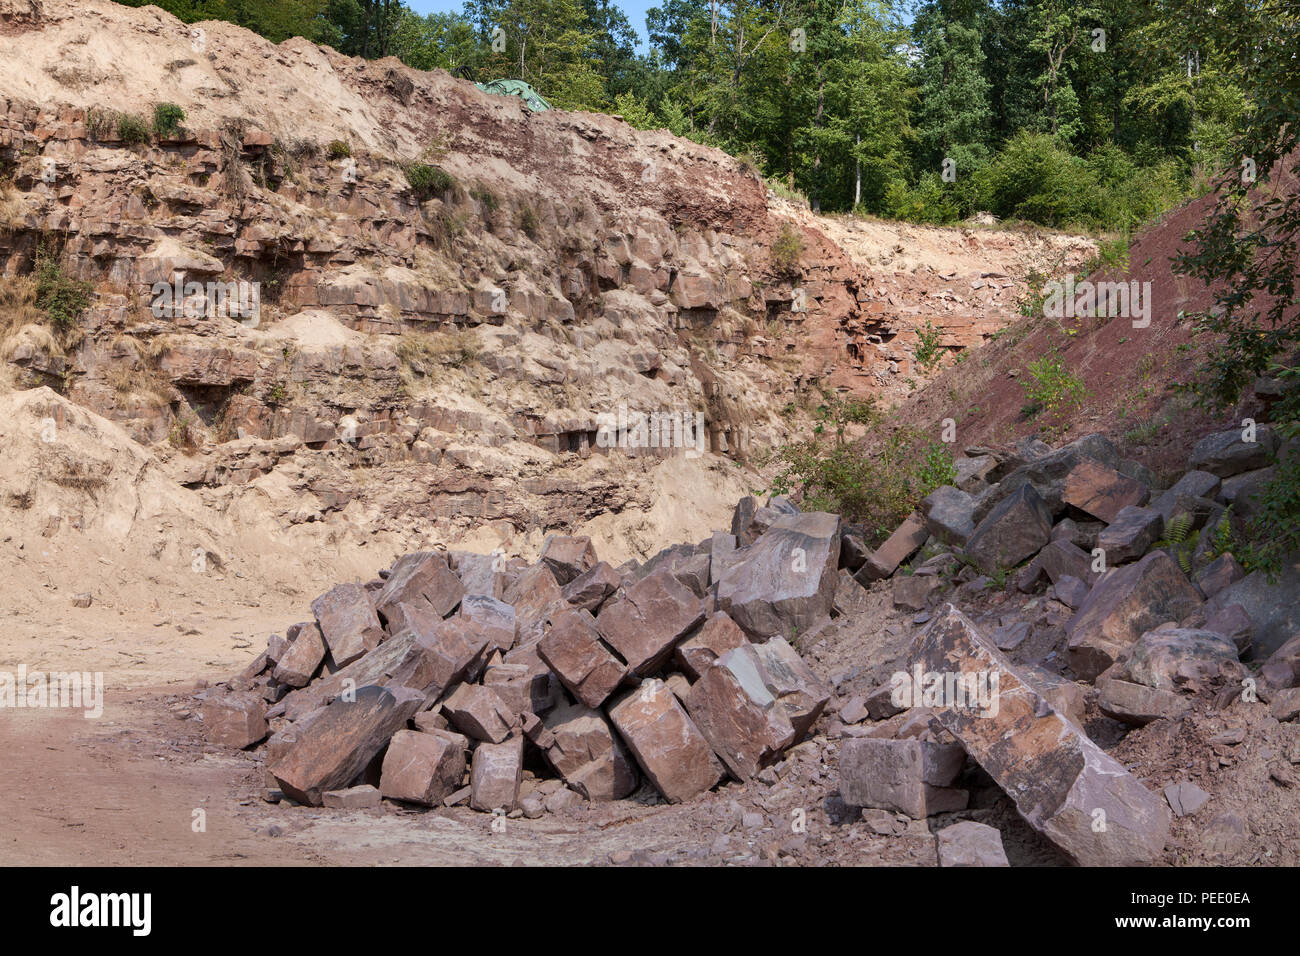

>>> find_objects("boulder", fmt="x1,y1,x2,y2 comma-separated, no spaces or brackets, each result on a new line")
504,563,568,645
839,737,967,819
745,637,831,737
1062,459,1149,523
893,573,943,611
607,679,725,803
202,693,268,749
279,630,418,721
535,702,639,800
322,785,382,810
1127,627,1239,691
540,535,598,585
272,621,326,688
936,821,1010,867
449,551,505,599
469,736,524,812
1207,564,1300,658
832,568,871,617
459,594,517,653
855,513,927,582
974,435,1122,522
1202,603,1254,654
538,608,628,708
387,618,491,701
1260,634,1300,692
1189,426,1278,478
1164,782,1211,818
267,685,425,806
1065,551,1203,681
442,683,517,743
921,485,976,547
964,483,1053,574
1194,553,1246,599
379,729,466,806
596,567,705,675
915,605,1171,865
709,532,740,583
374,552,465,629
1097,675,1191,725
1054,575,1090,609
1151,471,1222,521
1096,505,1163,565
311,582,384,667
675,611,748,681
560,561,622,613
715,511,841,639
685,647,797,781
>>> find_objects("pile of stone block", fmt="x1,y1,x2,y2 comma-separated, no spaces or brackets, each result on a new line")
202,514,836,815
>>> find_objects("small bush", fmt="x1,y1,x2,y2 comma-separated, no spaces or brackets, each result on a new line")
770,399,954,544
117,113,151,146
770,222,803,276
406,162,454,200
914,320,943,372
518,204,540,238
1021,350,1086,433
327,139,351,159
153,102,185,138
34,243,93,333
470,185,499,212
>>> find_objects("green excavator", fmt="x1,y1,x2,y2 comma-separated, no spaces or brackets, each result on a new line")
452,65,552,113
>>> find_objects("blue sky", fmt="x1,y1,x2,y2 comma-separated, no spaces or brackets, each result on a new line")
407,0,657,48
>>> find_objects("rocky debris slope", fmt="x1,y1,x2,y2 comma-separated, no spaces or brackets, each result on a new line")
200,415,1298,864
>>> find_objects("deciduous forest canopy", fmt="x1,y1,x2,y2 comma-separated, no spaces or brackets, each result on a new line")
116,0,1275,231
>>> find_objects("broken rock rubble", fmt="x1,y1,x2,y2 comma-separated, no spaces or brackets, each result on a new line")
205,511,832,816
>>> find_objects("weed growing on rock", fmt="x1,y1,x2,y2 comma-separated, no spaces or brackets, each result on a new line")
406,163,455,200
770,222,803,276
153,102,185,138
34,242,93,335
117,113,151,146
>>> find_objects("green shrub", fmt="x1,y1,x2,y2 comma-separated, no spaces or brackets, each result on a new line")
983,132,1096,227
470,185,499,212
326,139,351,159
34,243,93,332
884,171,960,224
405,162,454,200
518,204,540,238
915,320,943,372
117,113,151,146
770,402,956,544
1021,350,1086,431
153,102,185,138
770,222,803,276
